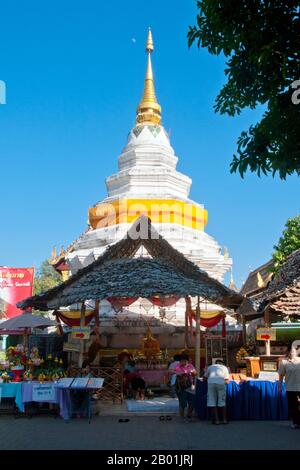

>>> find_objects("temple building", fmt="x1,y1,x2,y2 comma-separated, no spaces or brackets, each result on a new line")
50,30,233,344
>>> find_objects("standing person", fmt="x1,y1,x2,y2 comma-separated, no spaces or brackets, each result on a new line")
204,359,230,425
278,346,300,429
174,354,197,419
168,354,181,398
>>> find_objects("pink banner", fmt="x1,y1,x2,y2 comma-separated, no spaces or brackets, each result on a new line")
150,296,180,307
0,267,34,320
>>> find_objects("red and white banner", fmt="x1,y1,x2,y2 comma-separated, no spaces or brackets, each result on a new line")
0,267,34,320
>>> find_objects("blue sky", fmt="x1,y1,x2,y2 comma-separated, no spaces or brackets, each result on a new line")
0,0,299,288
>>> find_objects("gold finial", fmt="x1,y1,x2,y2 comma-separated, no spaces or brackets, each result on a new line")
229,268,238,291
257,271,264,288
136,29,161,126
146,28,154,52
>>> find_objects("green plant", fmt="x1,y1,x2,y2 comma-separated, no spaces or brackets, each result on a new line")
188,1,300,179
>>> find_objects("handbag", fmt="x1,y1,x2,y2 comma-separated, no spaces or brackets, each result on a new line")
176,374,191,391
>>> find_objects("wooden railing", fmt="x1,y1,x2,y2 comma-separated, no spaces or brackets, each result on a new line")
69,366,123,403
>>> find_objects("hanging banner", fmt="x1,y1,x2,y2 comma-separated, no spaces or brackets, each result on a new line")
0,268,34,320
107,297,138,312
55,310,95,327
150,296,180,307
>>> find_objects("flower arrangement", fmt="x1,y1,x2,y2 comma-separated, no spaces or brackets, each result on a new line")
28,346,43,367
6,345,27,368
236,347,249,366
2,345,66,382
34,355,66,382
23,370,33,381
0,371,14,383
0,360,9,370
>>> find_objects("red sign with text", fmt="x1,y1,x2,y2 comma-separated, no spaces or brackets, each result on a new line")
0,267,34,319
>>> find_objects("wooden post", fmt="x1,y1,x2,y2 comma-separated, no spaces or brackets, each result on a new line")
94,300,100,337
195,296,201,376
78,301,86,368
241,315,247,345
264,306,270,327
184,297,189,349
264,306,271,356
23,328,30,362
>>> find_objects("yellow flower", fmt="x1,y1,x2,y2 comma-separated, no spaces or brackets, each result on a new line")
54,357,58,363
48,354,52,360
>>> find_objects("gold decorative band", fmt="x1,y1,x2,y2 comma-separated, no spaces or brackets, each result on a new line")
89,199,208,231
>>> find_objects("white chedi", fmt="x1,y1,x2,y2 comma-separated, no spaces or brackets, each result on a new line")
64,30,232,327
66,122,232,325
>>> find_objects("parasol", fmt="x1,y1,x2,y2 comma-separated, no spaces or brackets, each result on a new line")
0,312,58,348
0,312,57,330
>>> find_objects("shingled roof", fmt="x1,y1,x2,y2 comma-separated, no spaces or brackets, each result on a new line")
240,260,274,298
17,216,244,311
260,249,300,316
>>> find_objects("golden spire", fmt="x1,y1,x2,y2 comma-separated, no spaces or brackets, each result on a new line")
51,246,57,260
229,268,238,292
136,28,162,126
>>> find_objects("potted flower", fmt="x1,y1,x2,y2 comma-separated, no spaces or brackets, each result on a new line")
9,344,27,382
0,371,14,383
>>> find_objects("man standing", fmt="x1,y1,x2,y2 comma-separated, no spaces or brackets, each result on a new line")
278,345,300,429
204,359,230,425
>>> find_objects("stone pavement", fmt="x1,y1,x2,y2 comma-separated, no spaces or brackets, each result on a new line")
0,415,300,450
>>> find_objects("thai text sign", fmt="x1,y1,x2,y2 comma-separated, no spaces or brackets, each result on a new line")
72,326,90,340
256,328,276,341
32,384,55,402
0,267,34,319
258,371,279,381
87,378,104,389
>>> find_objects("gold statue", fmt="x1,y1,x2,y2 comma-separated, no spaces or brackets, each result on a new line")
142,326,161,359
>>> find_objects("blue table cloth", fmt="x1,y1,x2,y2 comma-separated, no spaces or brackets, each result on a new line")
188,379,289,420
0,382,24,412
22,382,71,421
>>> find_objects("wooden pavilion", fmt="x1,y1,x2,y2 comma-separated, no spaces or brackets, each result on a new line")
18,216,244,374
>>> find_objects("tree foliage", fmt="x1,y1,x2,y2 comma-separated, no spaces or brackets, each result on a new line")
272,215,300,272
188,1,300,179
34,260,62,296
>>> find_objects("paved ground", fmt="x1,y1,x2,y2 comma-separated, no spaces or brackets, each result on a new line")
0,415,300,450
